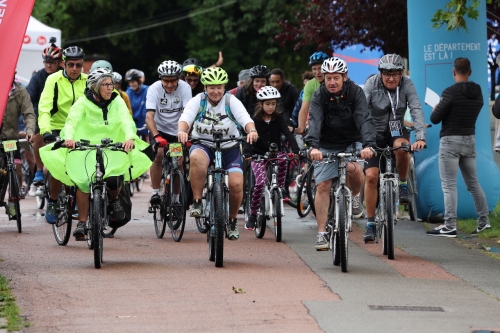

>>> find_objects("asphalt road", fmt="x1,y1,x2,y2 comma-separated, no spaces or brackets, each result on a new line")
0,182,499,333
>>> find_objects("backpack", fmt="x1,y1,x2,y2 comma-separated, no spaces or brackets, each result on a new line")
195,92,243,133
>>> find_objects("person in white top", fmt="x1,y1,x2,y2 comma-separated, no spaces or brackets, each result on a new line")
177,67,258,241
145,60,192,206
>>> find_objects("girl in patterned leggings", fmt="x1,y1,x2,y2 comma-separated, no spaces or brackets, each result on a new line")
242,86,300,230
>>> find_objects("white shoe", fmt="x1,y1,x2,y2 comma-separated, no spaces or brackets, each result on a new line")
35,185,44,197
28,184,37,197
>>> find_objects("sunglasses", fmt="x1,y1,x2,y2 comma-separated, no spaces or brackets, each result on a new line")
161,77,179,84
186,78,199,84
182,64,203,77
66,62,83,68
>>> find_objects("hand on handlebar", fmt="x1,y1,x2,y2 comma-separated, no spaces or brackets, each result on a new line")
411,140,426,151
177,132,188,144
246,132,258,144
153,134,168,148
122,139,134,152
359,147,375,159
64,139,76,149
309,148,323,161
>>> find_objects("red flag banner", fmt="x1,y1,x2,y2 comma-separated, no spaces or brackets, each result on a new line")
0,0,36,126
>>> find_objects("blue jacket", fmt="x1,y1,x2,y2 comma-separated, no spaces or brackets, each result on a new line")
126,84,149,135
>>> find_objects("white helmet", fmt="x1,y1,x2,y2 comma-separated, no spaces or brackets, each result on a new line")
87,68,113,89
112,72,123,83
158,60,182,77
378,54,405,71
321,57,348,74
256,86,281,101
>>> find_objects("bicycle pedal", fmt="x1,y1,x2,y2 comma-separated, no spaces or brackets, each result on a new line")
75,236,87,241
316,248,329,251
364,240,374,244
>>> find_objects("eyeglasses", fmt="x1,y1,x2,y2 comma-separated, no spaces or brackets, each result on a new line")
101,83,114,89
66,62,83,68
161,77,179,84
381,72,402,79
186,78,199,84
43,61,58,66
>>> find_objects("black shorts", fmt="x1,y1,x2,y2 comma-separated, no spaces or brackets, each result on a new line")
365,127,410,170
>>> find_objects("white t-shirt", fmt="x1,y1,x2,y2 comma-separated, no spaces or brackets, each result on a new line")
179,92,253,148
146,80,192,136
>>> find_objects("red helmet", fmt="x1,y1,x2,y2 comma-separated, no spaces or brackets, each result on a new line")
42,45,62,61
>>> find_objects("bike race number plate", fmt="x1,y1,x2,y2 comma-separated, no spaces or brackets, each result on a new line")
2,141,17,152
169,143,183,157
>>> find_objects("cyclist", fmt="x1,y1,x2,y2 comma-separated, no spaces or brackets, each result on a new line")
112,72,132,115
228,69,251,95
26,38,63,190
362,54,426,243
145,60,192,206
40,68,153,239
3,72,36,218
290,71,314,128
235,65,271,117
304,57,376,250
38,45,87,224
296,51,330,134
177,67,258,241
269,68,299,126
242,86,300,230
181,58,204,97
125,69,149,141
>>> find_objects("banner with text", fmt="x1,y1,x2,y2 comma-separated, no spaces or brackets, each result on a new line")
0,0,36,125
408,0,500,219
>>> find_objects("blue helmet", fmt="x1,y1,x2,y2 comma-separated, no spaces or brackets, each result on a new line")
309,52,329,66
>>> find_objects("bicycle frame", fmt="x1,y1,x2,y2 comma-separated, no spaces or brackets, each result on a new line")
327,153,353,238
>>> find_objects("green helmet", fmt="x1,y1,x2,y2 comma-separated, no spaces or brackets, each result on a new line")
201,67,228,85
90,60,113,73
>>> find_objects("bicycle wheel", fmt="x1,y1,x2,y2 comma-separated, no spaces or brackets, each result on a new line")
284,158,300,208
338,188,349,272
196,198,208,233
244,163,255,225
92,188,103,269
213,182,225,267
52,187,73,245
154,174,167,238
407,160,418,222
36,173,49,210
385,182,395,260
272,188,282,242
254,195,266,238
136,176,144,191
306,165,317,216
169,170,186,242
9,170,22,233
129,181,134,197
296,171,312,217
207,193,215,262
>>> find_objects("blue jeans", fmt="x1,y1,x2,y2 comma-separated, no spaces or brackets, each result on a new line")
439,135,489,228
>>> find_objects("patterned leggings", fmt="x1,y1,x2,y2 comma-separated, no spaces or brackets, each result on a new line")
250,152,288,216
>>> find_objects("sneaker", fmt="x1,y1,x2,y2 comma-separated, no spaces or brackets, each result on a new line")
190,200,203,217
35,185,44,197
150,193,161,206
352,195,364,219
282,190,291,203
45,201,57,224
110,199,126,221
6,203,16,219
363,224,376,243
72,222,87,239
227,219,239,240
33,170,44,185
245,215,256,230
314,233,330,250
238,205,244,214
471,223,491,235
28,184,37,197
399,184,410,204
426,224,457,238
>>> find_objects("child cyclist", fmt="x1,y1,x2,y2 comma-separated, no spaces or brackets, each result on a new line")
243,86,300,230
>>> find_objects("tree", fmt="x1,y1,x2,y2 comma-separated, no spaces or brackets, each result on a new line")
275,0,409,57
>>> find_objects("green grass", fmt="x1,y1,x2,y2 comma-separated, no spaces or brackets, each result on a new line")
0,275,29,331
457,201,500,239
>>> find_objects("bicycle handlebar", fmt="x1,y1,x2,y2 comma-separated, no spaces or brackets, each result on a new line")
189,135,247,145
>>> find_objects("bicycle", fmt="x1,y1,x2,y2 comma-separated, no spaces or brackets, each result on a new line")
148,140,187,242
373,143,416,260
67,138,127,269
295,152,314,218
0,138,29,233
245,144,295,242
315,151,362,273
190,115,246,267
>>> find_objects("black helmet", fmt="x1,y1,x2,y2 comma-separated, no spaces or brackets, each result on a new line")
125,69,143,82
182,58,203,68
249,65,271,78
62,46,85,61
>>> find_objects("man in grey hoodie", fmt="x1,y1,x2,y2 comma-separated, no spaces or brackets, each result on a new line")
427,57,490,237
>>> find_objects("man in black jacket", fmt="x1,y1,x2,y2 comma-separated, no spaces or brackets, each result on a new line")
427,57,490,237
270,68,299,126
305,57,377,250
